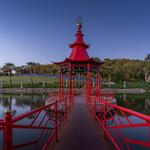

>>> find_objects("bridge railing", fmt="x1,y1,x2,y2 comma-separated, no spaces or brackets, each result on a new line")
0,95,70,150
88,95,150,150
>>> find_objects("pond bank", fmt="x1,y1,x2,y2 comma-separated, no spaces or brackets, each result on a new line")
101,88,148,94
0,88,149,94
0,88,53,94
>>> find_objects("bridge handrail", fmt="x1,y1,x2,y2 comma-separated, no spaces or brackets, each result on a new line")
0,95,71,150
89,96,150,122
12,97,68,123
97,98,150,122
88,95,150,150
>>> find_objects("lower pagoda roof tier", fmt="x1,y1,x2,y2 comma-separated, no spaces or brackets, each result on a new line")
54,58,105,66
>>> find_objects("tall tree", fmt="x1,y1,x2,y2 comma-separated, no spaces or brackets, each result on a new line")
144,54,150,82
2,63,15,87
26,62,37,87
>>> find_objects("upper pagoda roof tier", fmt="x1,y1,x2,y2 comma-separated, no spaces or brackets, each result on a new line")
68,22,90,61
69,30,89,49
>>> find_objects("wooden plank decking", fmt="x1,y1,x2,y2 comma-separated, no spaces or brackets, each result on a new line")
51,93,114,150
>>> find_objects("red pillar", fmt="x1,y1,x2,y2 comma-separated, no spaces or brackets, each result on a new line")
104,100,107,141
86,66,88,104
58,66,62,100
69,63,73,108
97,66,100,99
4,110,13,150
62,69,64,99
55,100,58,142
87,63,91,104
64,97,67,120
86,74,88,104
72,65,74,106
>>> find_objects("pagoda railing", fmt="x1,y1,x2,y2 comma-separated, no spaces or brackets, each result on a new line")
88,95,150,150
0,94,71,150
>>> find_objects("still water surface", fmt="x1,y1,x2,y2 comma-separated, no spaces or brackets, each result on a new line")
115,93,150,115
113,93,150,150
0,94,47,118
0,94,49,150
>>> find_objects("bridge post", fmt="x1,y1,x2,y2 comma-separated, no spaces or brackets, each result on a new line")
4,109,13,150
104,100,107,141
87,63,91,104
94,98,96,120
69,63,73,109
62,69,64,100
85,77,88,105
55,100,58,142
58,66,62,101
65,97,67,120
72,64,74,107
97,66,100,99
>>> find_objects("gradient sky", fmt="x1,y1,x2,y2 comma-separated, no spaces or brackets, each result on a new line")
0,0,150,66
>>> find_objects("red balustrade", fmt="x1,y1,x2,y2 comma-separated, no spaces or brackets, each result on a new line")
0,95,71,150
88,95,150,150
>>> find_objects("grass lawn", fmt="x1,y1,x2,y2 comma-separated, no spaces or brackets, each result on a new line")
101,81,150,89
0,76,149,89
0,75,58,88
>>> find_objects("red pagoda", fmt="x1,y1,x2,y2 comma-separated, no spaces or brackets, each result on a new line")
54,21,104,104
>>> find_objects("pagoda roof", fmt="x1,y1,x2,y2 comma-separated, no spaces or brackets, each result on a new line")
68,22,90,61
54,22,104,66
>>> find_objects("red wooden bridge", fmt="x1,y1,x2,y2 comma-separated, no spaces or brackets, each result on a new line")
0,21,150,150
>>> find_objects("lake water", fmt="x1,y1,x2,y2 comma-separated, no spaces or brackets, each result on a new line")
0,93,149,150
0,94,49,150
0,94,48,118
115,93,150,115
112,93,150,150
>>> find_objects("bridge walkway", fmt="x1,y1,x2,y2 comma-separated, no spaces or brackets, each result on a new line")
51,93,114,150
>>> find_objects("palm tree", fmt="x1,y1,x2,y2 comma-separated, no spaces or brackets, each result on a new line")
144,54,150,83
2,63,15,88
26,62,36,87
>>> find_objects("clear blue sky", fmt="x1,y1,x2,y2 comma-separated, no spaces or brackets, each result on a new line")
0,0,150,66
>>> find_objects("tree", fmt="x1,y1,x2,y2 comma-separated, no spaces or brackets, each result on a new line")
26,62,37,87
2,63,15,87
144,54,150,83
99,58,146,82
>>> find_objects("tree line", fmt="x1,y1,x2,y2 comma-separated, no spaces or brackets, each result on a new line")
0,54,149,86
0,62,57,75
100,58,147,82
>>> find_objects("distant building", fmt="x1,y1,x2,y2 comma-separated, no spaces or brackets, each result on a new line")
11,70,16,75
